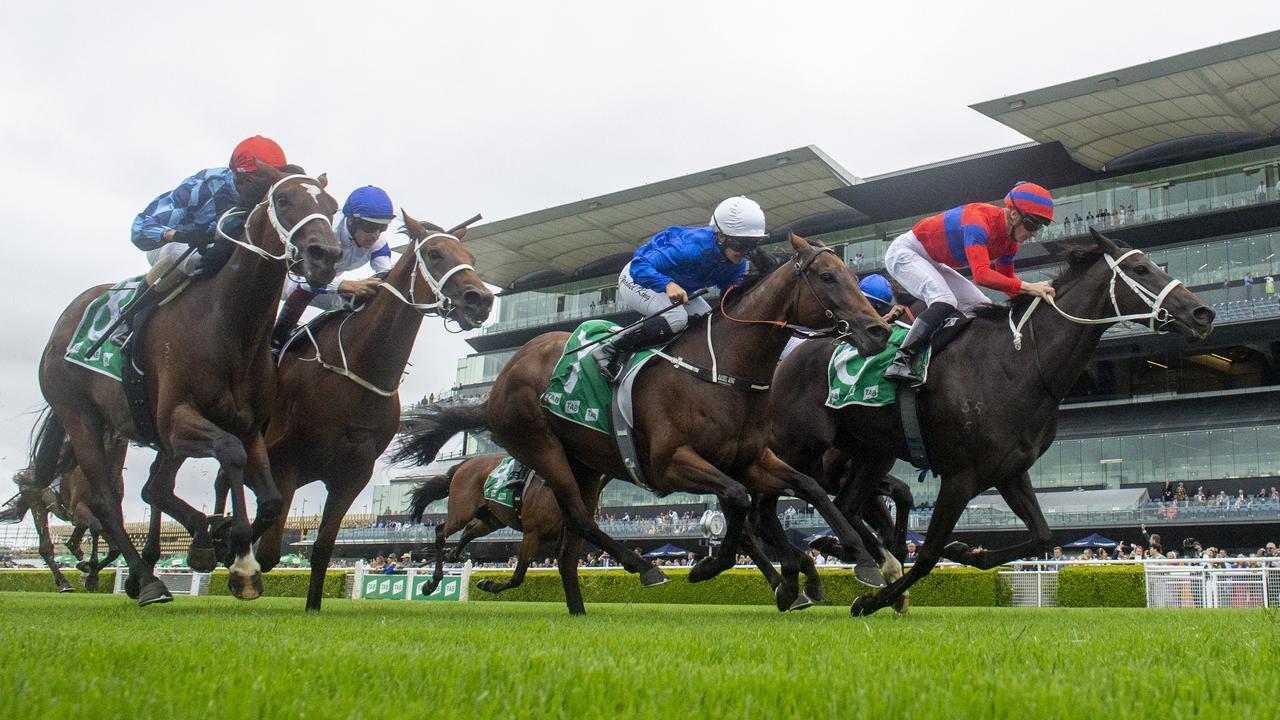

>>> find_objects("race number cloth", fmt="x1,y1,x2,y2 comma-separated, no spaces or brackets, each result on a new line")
64,277,144,382
482,456,532,510
541,320,658,435
826,323,931,408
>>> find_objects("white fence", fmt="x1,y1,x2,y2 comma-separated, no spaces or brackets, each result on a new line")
995,558,1279,608
112,568,210,596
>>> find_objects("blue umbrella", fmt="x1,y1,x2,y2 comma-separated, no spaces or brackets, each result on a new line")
1064,532,1118,548
643,543,690,558
906,530,926,544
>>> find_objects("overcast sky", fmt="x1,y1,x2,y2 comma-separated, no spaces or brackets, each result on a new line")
2,3,1277,523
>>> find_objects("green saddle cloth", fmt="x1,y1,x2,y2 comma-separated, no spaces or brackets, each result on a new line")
825,323,932,409
64,277,143,382
540,320,659,435
483,457,531,510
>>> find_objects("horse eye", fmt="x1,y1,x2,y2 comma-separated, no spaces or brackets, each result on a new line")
1133,264,1150,275
275,194,289,206
820,272,836,284
428,250,444,262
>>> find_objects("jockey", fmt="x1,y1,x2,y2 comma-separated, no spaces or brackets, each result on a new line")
883,181,1057,384
269,185,396,352
593,196,767,382
131,135,288,278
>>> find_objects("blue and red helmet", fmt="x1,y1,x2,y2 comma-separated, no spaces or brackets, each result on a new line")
1004,181,1054,223
858,273,894,307
343,185,395,222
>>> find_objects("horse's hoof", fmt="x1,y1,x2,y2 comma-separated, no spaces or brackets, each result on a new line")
186,545,218,573
228,571,264,601
57,583,75,593
854,562,887,588
808,535,842,556
688,558,726,584
850,594,879,617
138,580,173,606
639,566,669,587
420,580,441,596
804,577,826,604
124,574,141,599
84,575,100,593
774,582,799,612
789,592,815,612
942,541,971,562
893,592,911,615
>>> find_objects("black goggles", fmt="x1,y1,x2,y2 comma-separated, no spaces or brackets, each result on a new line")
353,218,390,234
1019,214,1049,234
722,236,763,252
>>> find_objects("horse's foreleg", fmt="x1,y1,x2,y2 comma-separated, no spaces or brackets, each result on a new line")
421,522,453,597
555,529,585,615
138,454,205,568
303,478,363,612
661,446,751,584
479,531,539,596
32,504,72,592
212,469,229,516
749,450,886,589
942,471,1052,570
66,525,86,562
851,472,976,616
252,462,297,573
748,494,811,611
243,435,282,542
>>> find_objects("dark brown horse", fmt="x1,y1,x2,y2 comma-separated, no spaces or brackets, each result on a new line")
395,234,892,613
215,213,493,611
768,231,1215,615
406,454,599,606
34,165,341,605
2,436,122,593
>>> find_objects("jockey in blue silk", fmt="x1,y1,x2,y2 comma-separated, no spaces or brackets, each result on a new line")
131,135,288,279
593,196,767,382
269,185,397,352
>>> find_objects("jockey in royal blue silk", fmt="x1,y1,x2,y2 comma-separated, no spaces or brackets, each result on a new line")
269,185,396,353
592,196,768,382
131,135,288,279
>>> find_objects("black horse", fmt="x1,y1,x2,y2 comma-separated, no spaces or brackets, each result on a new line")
768,230,1214,615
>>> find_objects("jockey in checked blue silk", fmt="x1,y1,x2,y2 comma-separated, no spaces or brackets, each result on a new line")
593,196,768,382
882,181,1058,384
131,135,288,278
269,185,397,352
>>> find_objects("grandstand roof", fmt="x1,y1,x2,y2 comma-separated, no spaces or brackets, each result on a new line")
966,488,1150,514
971,30,1280,172
423,146,858,291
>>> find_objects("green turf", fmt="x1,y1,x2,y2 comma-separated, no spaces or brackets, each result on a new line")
1,593,1276,719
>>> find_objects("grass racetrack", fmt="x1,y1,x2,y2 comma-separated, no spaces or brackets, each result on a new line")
2,592,1277,719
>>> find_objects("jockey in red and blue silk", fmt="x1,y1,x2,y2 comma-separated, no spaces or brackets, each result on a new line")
882,181,1057,384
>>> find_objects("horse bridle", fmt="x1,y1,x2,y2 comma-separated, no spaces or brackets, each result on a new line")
376,231,477,330
721,246,853,340
215,173,332,268
1009,248,1183,350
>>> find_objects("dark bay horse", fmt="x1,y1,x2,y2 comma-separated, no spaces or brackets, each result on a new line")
768,230,1215,615
215,213,492,611
396,234,892,613
35,166,341,605
406,454,596,607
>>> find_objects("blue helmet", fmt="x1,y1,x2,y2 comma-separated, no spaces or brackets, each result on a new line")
859,273,894,306
343,185,395,221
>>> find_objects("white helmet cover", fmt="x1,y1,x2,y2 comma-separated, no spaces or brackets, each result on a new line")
710,196,767,238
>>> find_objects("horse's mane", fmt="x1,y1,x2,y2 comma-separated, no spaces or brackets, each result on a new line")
723,243,823,310
970,241,1125,321
235,163,308,208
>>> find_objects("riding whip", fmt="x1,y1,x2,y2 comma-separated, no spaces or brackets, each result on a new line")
572,288,710,355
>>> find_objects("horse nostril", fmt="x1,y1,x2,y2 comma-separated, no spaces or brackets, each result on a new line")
1193,306,1215,326
464,289,493,312
868,323,891,344
306,244,329,263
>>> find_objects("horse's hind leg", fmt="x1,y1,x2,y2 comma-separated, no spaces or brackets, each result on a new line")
66,525,86,563
302,475,364,612
753,493,816,611
479,530,538,595
420,522,453,597
941,471,1052,570
32,504,72,592
555,530,586,616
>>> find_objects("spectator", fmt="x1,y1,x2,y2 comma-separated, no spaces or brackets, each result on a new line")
1051,546,1065,562
1257,180,1268,203
1174,482,1187,503
1244,272,1254,299
906,542,918,563
1141,524,1163,555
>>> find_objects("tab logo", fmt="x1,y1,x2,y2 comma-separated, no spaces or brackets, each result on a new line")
862,386,880,401
584,408,599,422
544,391,562,406
565,400,581,414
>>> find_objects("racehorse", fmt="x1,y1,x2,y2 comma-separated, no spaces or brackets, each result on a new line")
2,428,121,592
406,454,595,607
214,213,492,611
34,165,341,605
767,230,1214,615
395,234,893,613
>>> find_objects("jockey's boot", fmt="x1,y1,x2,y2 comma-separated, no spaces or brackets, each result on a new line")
270,287,317,357
884,302,955,384
592,316,676,383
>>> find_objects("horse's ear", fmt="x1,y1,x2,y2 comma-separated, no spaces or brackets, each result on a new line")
788,232,809,252
1090,227,1119,255
400,210,426,240
454,227,468,241
316,173,328,189
254,160,285,181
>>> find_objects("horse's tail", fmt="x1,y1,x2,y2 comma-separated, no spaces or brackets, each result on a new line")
0,492,30,524
408,462,464,522
391,399,489,467
29,407,75,489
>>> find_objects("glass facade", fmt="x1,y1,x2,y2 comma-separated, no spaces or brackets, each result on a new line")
907,424,1280,503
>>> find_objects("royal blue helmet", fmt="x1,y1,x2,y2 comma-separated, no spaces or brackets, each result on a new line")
343,185,395,221
858,273,894,306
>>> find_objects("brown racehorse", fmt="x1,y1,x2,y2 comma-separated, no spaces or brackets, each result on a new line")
2,429,122,593
214,213,493,611
768,231,1215,615
405,454,600,609
395,234,893,613
34,165,341,605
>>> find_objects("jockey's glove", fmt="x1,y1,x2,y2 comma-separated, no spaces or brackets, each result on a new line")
171,227,214,248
